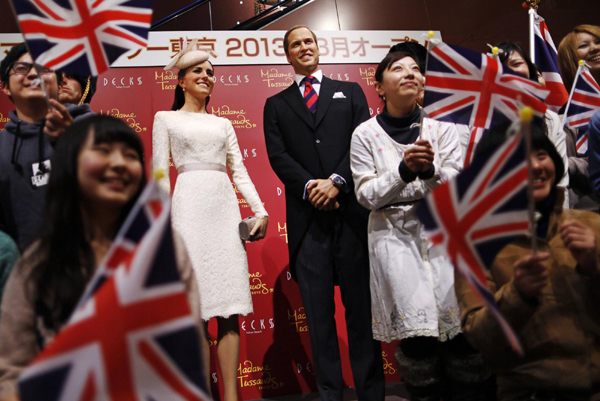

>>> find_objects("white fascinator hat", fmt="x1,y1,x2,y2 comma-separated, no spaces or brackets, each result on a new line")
165,38,212,71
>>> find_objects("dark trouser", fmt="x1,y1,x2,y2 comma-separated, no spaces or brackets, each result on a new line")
512,392,592,401
396,335,495,401
295,211,385,401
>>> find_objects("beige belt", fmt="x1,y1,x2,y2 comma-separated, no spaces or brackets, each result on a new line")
177,162,227,174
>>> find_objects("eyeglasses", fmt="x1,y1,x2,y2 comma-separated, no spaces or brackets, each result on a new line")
9,62,54,76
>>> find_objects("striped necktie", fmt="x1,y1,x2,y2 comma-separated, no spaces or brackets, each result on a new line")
303,76,318,113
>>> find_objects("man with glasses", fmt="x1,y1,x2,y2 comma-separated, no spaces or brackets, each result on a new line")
0,43,73,251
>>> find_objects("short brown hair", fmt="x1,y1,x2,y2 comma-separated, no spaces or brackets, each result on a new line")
558,24,600,93
283,25,318,56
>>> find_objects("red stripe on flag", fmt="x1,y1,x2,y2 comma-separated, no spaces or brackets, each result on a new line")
427,95,476,119
571,117,591,127
471,222,530,241
432,46,470,75
80,371,97,401
576,134,588,151
44,44,85,69
472,135,520,200
32,0,65,21
103,26,146,47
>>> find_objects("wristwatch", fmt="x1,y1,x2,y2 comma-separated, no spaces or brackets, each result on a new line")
329,174,345,190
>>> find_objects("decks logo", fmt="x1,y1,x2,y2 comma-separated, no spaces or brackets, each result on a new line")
241,317,275,335
103,76,143,89
218,74,250,86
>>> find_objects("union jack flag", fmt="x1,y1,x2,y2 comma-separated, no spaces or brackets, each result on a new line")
563,64,600,155
423,41,549,130
533,14,569,112
11,0,153,76
416,131,529,354
18,182,210,401
461,126,486,168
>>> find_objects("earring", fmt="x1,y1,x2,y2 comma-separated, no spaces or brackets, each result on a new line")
382,95,386,102
182,87,186,92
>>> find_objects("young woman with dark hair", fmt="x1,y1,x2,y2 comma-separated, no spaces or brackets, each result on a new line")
152,46,268,401
0,115,203,401
350,51,492,400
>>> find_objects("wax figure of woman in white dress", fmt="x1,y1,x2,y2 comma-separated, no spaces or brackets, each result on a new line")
152,45,268,401
350,51,493,400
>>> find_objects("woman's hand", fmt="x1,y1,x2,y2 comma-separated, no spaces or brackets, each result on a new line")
403,139,434,172
513,252,549,300
559,220,600,275
44,99,73,140
249,216,269,241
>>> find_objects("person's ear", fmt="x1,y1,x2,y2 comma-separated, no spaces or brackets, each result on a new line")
1,81,11,97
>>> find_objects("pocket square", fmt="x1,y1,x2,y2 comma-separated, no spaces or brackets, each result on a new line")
332,92,346,99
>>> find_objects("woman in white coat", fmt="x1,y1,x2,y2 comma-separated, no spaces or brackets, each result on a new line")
350,51,492,400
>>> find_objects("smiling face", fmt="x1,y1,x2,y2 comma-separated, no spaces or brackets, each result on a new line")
375,56,423,106
179,60,215,100
1,53,58,104
505,51,531,79
58,73,83,104
285,27,320,76
531,148,556,202
77,131,143,212
576,32,600,73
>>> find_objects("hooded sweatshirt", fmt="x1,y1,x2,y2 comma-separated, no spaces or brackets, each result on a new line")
0,111,54,252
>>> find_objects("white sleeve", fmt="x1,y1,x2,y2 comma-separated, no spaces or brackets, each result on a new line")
225,121,268,217
351,126,409,211
545,111,569,208
152,112,171,194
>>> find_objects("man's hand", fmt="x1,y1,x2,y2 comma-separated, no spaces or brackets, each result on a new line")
403,139,434,172
44,99,73,140
513,252,550,300
307,179,340,211
559,220,600,275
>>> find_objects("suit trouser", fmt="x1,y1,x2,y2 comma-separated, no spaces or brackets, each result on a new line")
295,210,385,401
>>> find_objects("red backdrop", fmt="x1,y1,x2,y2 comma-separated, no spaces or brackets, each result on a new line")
0,63,400,400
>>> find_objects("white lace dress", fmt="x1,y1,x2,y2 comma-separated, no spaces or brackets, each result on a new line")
152,110,267,320
350,116,463,343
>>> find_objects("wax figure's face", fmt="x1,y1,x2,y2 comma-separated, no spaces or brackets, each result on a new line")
179,60,215,99
78,131,143,210
576,32,600,74
375,56,423,105
531,148,556,202
1,53,58,103
59,73,83,104
286,27,320,75
505,51,530,79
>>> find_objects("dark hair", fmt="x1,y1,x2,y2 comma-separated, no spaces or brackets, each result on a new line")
29,115,146,327
0,42,62,102
475,122,564,187
375,51,420,85
388,42,427,73
283,25,318,56
171,62,213,111
558,25,600,92
496,42,538,81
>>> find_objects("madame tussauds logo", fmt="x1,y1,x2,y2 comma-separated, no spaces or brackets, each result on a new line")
248,272,274,295
261,68,293,88
359,66,376,86
103,76,142,89
155,70,178,91
99,108,147,133
0,112,9,125
211,105,256,129
238,360,283,390
287,307,308,333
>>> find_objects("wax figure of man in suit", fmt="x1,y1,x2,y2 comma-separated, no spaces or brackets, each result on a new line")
263,26,385,401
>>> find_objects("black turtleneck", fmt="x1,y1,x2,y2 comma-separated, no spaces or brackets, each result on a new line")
376,107,435,182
